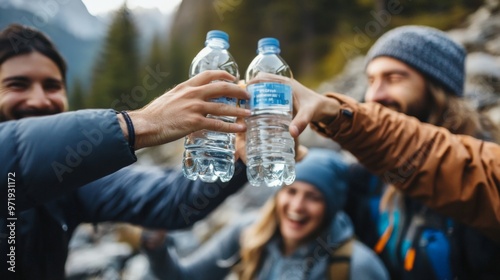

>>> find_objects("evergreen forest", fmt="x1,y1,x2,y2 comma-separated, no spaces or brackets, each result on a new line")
74,0,484,110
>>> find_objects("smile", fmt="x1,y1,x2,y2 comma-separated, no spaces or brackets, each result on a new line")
286,212,308,224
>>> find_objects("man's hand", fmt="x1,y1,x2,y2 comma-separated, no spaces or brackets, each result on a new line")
124,70,251,150
289,78,341,138
246,73,341,138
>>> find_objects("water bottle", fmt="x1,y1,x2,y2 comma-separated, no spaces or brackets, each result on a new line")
245,37,295,187
182,30,239,183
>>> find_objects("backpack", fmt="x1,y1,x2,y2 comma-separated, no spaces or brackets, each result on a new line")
356,175,500,280
346,163,500,280
374,194,456,280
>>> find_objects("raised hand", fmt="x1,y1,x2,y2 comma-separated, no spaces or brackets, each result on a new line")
126,70,251,149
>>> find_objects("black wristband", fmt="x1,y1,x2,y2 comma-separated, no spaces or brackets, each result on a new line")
120,111,135,153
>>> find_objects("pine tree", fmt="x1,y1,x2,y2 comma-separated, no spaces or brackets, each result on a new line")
139,33,170,106
88,5,141,110
68,78,86,110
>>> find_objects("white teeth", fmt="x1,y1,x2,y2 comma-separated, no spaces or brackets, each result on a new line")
287,213,306,222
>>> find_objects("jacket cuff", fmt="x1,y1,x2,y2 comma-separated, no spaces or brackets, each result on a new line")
310,93,358,140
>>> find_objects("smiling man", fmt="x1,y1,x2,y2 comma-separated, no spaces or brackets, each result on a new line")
0,51,67,121
343,25,500,280
0,24,251,279
365,57,429,121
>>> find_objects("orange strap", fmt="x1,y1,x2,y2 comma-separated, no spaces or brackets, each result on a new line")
375,188,399,254
404,248,416,271
374,223,393,254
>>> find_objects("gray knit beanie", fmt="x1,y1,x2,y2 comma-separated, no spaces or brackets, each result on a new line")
365,25,466,96
294,148,347,220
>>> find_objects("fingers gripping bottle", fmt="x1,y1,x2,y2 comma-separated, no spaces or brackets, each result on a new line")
182,30,239,183
245,38,295,187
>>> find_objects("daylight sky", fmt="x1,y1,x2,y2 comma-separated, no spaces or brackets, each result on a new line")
82,0,182,15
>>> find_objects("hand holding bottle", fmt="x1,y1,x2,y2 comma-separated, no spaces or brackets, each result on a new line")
288,78,341,138
182,30,241,183
126,70,250,150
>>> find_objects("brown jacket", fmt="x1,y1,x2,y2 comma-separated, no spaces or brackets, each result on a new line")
311,93,500,243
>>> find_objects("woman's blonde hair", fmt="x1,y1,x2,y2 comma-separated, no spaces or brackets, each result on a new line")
235,197,278,280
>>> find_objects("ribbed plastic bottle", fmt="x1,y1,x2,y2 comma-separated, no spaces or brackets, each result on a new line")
182,30,239,183
245,37,295,187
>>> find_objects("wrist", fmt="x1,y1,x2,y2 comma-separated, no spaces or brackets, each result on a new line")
126,110,154,150
309,95,342,136
117,112,129,142
315,95,340,124
117,111,136,153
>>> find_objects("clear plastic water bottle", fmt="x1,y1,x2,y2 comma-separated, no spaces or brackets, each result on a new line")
182,30,239,183
245,37,295,187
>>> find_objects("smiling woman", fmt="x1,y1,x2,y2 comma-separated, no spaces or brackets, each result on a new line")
81,0,182,15
276,181,327,256
143,148,390,280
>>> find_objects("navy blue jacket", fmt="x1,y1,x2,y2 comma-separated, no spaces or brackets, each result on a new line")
0,109,247,279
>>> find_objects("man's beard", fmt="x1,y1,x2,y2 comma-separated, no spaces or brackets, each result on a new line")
375,100,402,114
407,106,431,123
375,99,431,123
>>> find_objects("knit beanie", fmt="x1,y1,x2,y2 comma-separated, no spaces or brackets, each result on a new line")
294,148,348,220
365,25,466,96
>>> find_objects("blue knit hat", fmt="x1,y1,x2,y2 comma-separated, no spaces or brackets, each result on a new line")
365,25,466,96
294,148,348,220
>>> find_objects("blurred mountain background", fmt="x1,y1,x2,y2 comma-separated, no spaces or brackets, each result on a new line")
0,0,486,110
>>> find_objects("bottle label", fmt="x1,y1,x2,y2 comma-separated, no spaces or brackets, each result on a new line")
247,82,292,110
208,79,238,107
211,96,238,107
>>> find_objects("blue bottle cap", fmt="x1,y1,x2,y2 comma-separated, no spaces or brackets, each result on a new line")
258,37,280,49
206,30,229,42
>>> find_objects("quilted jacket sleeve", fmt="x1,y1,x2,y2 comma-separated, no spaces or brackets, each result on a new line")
76,160,248,229
0,109,136,216
143,215,254,280
311,93,500,243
